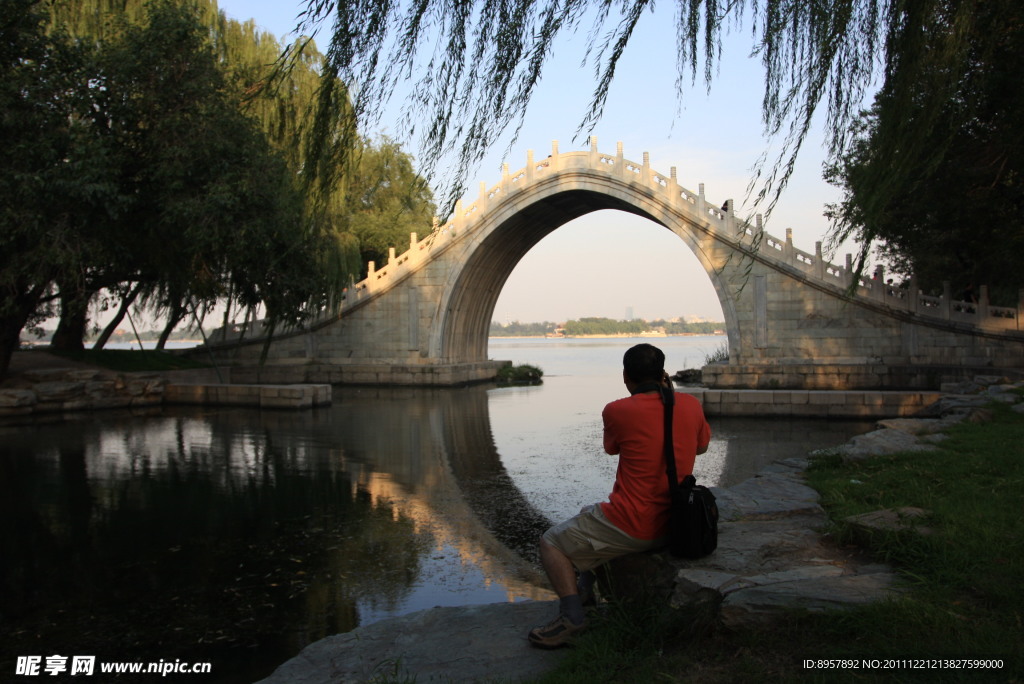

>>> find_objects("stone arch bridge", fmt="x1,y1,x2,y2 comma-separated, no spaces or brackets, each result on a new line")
202,139,1024,389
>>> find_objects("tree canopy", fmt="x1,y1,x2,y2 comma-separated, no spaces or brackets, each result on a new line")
824,0,1024,301
1,0,435,377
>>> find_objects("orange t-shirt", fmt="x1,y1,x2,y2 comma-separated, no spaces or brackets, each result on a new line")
599,392,711,540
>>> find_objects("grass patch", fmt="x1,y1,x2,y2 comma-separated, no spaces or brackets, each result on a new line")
48,348,209,372
703,342,729,365
534,402,1024,682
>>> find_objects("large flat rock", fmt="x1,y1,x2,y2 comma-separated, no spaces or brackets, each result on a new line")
255,601,567,684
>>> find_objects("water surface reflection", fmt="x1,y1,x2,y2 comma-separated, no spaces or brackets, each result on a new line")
1,384,871,682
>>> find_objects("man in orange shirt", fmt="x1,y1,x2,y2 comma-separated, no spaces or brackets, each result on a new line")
528,343,711,648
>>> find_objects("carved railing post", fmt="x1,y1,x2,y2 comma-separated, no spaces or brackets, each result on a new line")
815,242,825,279
1019,289,1024,330
551,140,559,171
908,275,919,313
526,150,535,183
670,167,679,208
697,182,706,218
388,247,396,265
589,136,598,168
942,281,952,319
785,227,794,262
642,151,650,185
615,141,624,178
978,285,990,320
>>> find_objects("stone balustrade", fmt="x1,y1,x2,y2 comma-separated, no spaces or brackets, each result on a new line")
323,139,1019,335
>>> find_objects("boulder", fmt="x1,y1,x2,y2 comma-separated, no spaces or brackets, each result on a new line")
828,428,937,461
33,381,86,403
0,389,36,408
600,463,904,631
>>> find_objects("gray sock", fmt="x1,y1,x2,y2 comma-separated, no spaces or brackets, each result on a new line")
559,595,585,625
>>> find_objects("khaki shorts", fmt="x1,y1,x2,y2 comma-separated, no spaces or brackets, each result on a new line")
542,504,665,572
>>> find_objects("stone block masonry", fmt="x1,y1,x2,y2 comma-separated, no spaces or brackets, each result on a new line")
0,367,332,422
163,383,332,409
683,388,943,418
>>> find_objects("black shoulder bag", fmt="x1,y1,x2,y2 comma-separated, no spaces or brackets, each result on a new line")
654,384,718,559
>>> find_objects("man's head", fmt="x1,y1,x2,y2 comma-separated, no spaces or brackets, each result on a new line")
622,343,666,385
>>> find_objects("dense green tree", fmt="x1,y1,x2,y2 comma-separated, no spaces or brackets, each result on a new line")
562,317,647,336
0,1,123,375
2,1,436,369
342,137,436,278
489,321,560,336
41,1,317,351
824,0,1024,301
0,1,333,371
41,1,432,346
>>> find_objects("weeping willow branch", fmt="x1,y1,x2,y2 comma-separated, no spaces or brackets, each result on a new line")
292,0,1002,264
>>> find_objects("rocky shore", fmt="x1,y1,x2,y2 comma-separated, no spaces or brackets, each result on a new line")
256,376,1023,684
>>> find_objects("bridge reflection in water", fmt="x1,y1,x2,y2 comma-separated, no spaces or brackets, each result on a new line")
0,386,872,683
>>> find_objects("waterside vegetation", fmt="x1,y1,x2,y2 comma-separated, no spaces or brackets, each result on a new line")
536,398,1024,682
490,318,725,338
495,364,544,386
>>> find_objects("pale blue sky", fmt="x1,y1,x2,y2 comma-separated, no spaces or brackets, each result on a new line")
218,1,864,323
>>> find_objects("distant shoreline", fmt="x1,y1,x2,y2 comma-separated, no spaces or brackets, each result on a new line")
489,332,725,339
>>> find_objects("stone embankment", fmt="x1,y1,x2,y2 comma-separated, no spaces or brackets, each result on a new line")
256,375,1023,684
0,368,165,420
0,361,331,421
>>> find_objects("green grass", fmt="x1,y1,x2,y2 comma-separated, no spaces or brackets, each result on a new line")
534,402,1024,682
47,347,210,372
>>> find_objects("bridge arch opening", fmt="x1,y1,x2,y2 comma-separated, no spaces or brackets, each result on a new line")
434,186,740,364
493,210,724,328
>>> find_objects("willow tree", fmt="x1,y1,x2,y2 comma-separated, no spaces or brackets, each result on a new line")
38,0,364,348
824,0,1024,301
297,0,1007,276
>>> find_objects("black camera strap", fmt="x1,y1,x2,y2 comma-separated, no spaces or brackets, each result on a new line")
657,385,680,494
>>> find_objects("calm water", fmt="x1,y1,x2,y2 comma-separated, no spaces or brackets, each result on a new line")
1,336,873,682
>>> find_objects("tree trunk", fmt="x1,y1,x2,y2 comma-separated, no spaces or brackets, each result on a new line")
0,318,26,381
93,283,144,350
156,301,185,350
51,283,97,351
220,288,233,343
0,286,47,381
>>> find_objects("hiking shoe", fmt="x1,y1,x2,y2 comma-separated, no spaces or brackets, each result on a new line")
528,613,586,649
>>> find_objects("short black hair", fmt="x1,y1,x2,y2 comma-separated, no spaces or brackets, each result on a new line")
622,343,665,384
